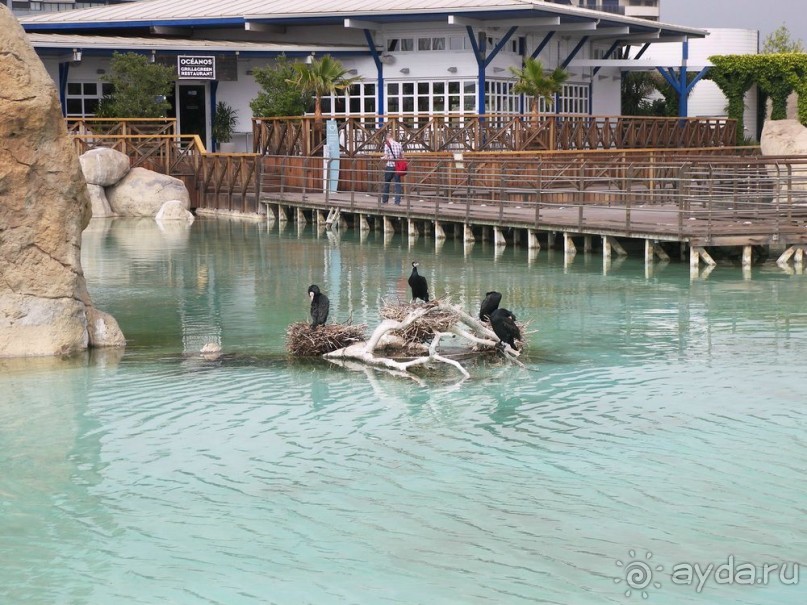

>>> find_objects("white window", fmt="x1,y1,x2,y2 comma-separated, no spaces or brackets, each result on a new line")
387,38,414,52
557,83,590,115
386,79,477,115
319,82,377,117
485,80,519,114
65,81,112,116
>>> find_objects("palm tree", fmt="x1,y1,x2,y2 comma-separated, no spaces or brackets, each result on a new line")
509,58,569,117
288,55,361,123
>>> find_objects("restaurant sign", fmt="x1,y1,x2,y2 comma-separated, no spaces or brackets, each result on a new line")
177,56,216,80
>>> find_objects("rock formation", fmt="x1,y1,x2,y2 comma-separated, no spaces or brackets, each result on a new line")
79,147,130,187
156,200,195,223
0,6,125,356
107,167,191,216
760,119,807,156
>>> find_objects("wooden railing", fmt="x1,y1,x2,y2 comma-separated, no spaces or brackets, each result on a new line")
69,133,205,176
65,118,176,137
253,114,737,157
254,150,807,245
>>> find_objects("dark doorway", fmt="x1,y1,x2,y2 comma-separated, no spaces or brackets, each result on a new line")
175,85,207,144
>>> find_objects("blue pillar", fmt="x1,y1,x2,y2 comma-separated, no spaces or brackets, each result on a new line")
210,80,218,151
58,62,70,116
364,29,384,123
679,38,689,118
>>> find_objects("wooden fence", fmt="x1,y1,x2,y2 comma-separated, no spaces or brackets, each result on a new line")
253,114,737,157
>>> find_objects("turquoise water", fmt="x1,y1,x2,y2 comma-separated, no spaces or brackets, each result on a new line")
1,218,805,605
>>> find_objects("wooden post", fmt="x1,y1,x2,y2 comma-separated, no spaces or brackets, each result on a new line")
384,216,395,236
493,227,506,247
358,214,370,232
583,235,592,253
691,246,716,267
296,207,307,225
527,229,540,252
464,223,475,244
408,219,418,238
776,245,797,266
690,247,701,269
646,240,670,263
603,236,627,257
434,221,446,240
277,205,288,223
742,245,753,268
563,233,576,256
653,242,670,262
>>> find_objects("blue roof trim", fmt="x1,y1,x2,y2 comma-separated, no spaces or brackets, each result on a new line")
23,18,246,31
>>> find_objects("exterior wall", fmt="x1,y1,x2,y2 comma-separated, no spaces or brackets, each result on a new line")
591,75,622,116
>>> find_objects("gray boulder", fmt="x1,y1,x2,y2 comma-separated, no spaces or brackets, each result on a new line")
107,167,191,217
760,119,807,156
79,147,131,186
87,183,115,218
156,199,195,223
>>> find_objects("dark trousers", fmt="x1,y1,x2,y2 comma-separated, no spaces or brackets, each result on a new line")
382,166,402,205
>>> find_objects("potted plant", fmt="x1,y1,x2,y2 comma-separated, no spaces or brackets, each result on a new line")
212,101,238,152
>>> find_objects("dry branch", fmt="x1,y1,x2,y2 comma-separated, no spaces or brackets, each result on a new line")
286,322,367,357
322,300,524,377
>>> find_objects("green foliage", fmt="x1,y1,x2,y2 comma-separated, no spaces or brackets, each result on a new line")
249,55,308,117
761,26,805,54
212,101,238,144
621,72,658,116
705,55,757,143
287,55,361,120
509,58,568,114
708,53,807,140
96,52,175,118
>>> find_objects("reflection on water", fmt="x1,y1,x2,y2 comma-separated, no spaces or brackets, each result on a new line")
1,218,805,604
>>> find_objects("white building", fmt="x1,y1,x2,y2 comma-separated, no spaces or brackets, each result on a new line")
640,29,760,139
20,0,700,150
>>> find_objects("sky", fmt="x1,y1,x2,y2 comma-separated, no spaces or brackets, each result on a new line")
661,0,806,44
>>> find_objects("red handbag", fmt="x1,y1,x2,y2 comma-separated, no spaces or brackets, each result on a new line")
387,141,408,176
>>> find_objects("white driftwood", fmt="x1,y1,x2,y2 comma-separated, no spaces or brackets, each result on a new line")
323,301,522,376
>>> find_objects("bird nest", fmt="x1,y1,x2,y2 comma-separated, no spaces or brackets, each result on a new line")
286,322,367,357
379,300,459,343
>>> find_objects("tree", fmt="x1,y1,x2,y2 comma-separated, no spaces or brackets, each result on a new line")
509,58,569,116
249,55,308,117
705,55,757,144
212,101,238,146
762,26,805,54
621,72,660,116
95,52,175,118
287,55,361,122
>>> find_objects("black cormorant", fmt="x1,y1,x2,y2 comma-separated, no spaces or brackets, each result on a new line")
308,284,330,328
490,307,520,348
408,262,430,302
479,291,502,322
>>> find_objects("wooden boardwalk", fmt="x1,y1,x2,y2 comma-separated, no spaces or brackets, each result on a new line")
253,185,807,271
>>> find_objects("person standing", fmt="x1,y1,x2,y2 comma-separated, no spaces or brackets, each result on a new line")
382,131,404,205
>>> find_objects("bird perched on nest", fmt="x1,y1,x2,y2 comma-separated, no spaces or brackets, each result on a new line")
308,284,330,328
479,291,502,322
490,307,521,349
408,261,429,303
